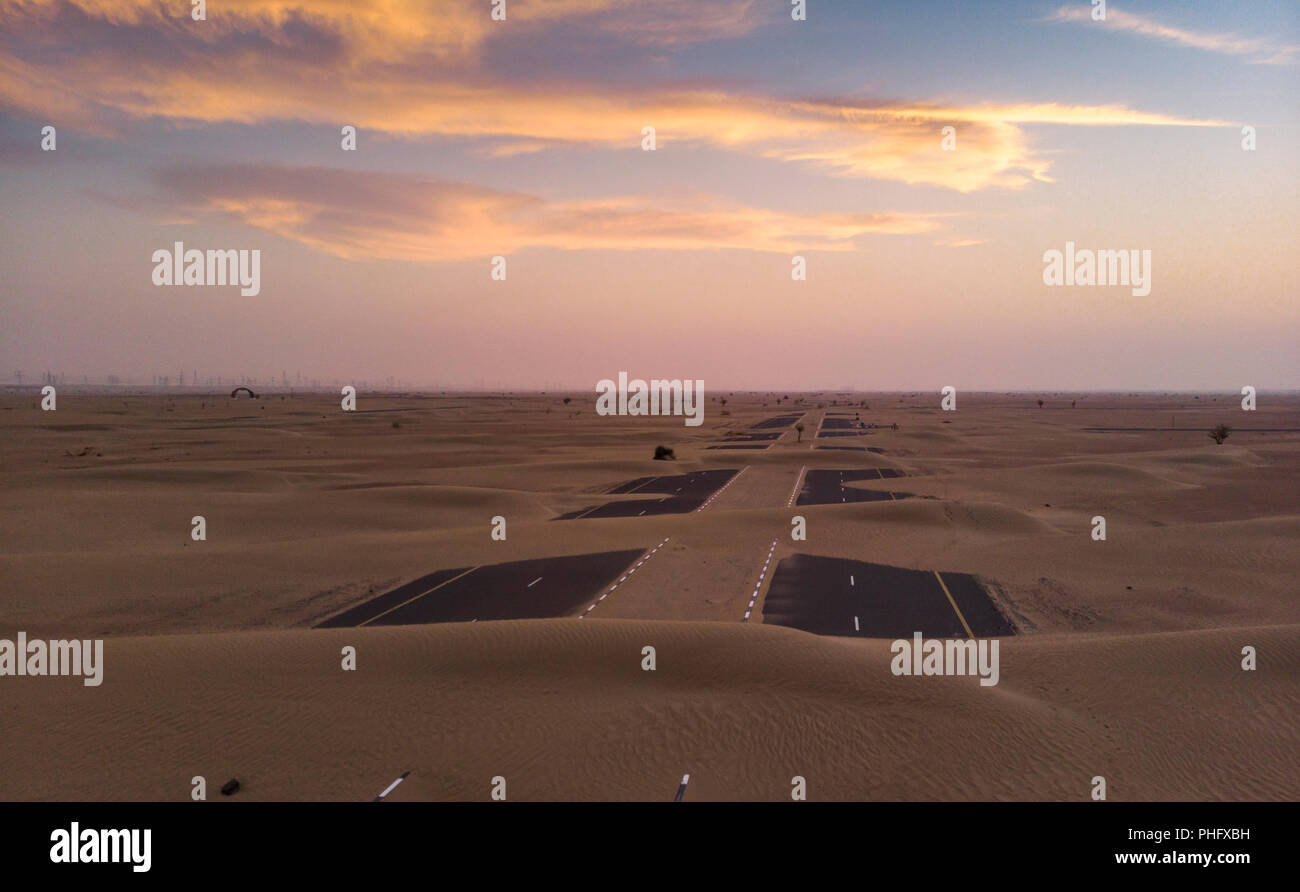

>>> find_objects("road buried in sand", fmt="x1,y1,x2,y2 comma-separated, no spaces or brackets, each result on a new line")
794,468,910,505
760,553,1015,639
556,469,739,518
316,549,647,626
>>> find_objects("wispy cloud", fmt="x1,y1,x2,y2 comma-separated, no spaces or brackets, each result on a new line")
1049,6,1299,65
0,0,1226,192
140,164,946,260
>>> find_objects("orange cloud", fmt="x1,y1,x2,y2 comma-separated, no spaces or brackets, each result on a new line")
147,164,946,259
0,0,1228,191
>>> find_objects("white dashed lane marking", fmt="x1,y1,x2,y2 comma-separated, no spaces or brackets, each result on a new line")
807,414,823,449
674,774,690,802
579,537,670,618
742,539,778,622
786,465,806,507
526,577,542,588
372,771,410,802
694,466,747,513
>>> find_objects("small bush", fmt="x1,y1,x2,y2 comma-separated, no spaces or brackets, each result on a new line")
1209,423,1231,445
653,445,676,461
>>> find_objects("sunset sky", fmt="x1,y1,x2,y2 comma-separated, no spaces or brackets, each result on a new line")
1,0,1296,390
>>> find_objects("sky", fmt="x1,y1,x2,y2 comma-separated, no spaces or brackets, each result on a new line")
1,0,1296,391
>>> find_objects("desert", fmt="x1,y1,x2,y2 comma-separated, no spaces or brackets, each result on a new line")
2,389,1295,801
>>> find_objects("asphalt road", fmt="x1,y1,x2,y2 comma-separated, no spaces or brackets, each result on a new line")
750,414,802,429
795,468,909,505
760,553,1014,638
316,549,647,626
721,432,781,442
558,469,739,518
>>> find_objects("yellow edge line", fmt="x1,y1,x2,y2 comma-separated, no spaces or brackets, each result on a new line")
359,565,480,627
624,476,657,494
933,571,975,639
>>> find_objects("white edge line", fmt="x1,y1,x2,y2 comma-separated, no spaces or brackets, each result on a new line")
579,537,670,619
376,773,408,800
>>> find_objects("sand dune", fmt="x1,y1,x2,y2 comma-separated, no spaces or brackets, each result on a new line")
1,619,1294,802
2,391,1296,800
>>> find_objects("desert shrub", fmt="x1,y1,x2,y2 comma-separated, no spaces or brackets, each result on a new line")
653,445,676,460
1209,423,1231,445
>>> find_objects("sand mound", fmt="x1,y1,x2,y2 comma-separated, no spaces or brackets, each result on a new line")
362,484,547,518
832,497,1061,536
1141,448,1263,471
1026,461,1193,489
59,466,291,492
902,430,961,444
1,619,1294,801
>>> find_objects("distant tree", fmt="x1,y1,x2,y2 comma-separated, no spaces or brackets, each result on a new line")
795,422,805,441
1209,423,1231,445
1037,399,1044,408
563,397,571,405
